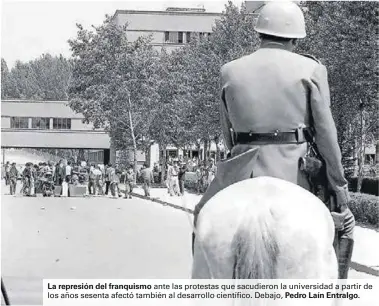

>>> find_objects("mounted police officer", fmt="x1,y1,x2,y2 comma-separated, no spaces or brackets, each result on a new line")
192,1,354,279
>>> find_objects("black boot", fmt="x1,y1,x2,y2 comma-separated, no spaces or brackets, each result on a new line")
337,238,354,279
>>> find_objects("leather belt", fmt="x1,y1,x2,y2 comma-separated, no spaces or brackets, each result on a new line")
234,127,313,145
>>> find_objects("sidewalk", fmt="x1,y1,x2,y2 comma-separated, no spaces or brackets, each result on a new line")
121,184,379,277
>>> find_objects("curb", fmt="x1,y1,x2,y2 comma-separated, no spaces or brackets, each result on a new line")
350,262,379,277
119,186,194,214
129,192,194,214
120,186,378,277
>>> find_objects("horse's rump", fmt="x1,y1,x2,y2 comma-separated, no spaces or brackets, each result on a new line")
192,176,337,279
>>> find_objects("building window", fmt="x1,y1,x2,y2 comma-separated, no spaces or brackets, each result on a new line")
178,32,183,44
53,118,71,130
164,31,169,42
10,117,29,129
32,117,50,129
169,32,179,43
186,32,191,43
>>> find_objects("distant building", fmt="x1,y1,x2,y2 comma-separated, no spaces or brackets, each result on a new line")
1,100,111,164
113,7,221,53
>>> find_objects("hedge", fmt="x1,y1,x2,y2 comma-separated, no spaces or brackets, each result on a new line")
348,177,379,196
349,192,378,227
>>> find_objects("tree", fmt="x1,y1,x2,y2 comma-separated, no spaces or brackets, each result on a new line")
173,2,260,161
68,16,160,174
1,55,72,100
1,58,10,99
298,1,379,180
148,48,191,182
30,54,73,100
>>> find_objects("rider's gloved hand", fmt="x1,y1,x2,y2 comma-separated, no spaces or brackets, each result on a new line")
331,204,349,231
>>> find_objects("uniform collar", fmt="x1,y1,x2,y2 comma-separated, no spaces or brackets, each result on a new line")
260,41,293,52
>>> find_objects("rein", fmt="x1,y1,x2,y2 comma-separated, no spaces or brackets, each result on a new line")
181,196,216,279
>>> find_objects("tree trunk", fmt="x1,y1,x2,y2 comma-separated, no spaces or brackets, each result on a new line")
214,136,221,162
196,142,201,165
376,140,379,164
357,105,366,193
203,139,209,162
145,144,150,167
128,96,138,184
357,145,365,193
78,149,85,164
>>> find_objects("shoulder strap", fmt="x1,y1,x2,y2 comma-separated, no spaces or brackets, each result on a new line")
300,53,321,64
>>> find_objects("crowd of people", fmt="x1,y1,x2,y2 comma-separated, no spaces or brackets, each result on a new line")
152,157,217,196
2,160,138,199
2,156,217,198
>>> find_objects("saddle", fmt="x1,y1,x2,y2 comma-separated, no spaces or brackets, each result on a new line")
193,148,259,227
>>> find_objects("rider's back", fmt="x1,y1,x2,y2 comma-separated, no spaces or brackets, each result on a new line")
222,47,318,133
221,47,321,187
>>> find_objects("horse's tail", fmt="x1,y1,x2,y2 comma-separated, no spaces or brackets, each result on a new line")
232,206,279,279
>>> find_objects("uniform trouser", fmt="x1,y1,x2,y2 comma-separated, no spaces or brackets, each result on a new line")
9,178,17,195
143,179,151,197
105,181,110,195
191,204,355,279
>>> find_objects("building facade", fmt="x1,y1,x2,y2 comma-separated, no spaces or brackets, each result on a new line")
113,7,221,53
1,100,112,164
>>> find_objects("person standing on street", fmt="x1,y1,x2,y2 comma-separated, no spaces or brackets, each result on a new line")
124,165,135,199
93,165,103,196
192,2,355,279
88,163,96,195
4,161,10,186
54,161,63,186
104,163,113,195
114,168,122,197
8,162,19,195
140,163,154,197
166,161,172,194
178,164,187,196
207,158,216,186
108,166,117,197
168,161,180,196
65,161,72,184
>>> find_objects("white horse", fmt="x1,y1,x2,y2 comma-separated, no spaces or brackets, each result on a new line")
192,176,338,280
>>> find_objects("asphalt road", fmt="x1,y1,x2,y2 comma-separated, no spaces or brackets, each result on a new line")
1,183,376,306
1,186,194,305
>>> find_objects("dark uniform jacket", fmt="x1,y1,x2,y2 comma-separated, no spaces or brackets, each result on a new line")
194,41,350,223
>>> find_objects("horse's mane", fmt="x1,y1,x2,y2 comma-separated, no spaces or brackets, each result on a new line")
231,202,279,279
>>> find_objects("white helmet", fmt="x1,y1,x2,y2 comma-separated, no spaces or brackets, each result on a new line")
255,1,306,39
